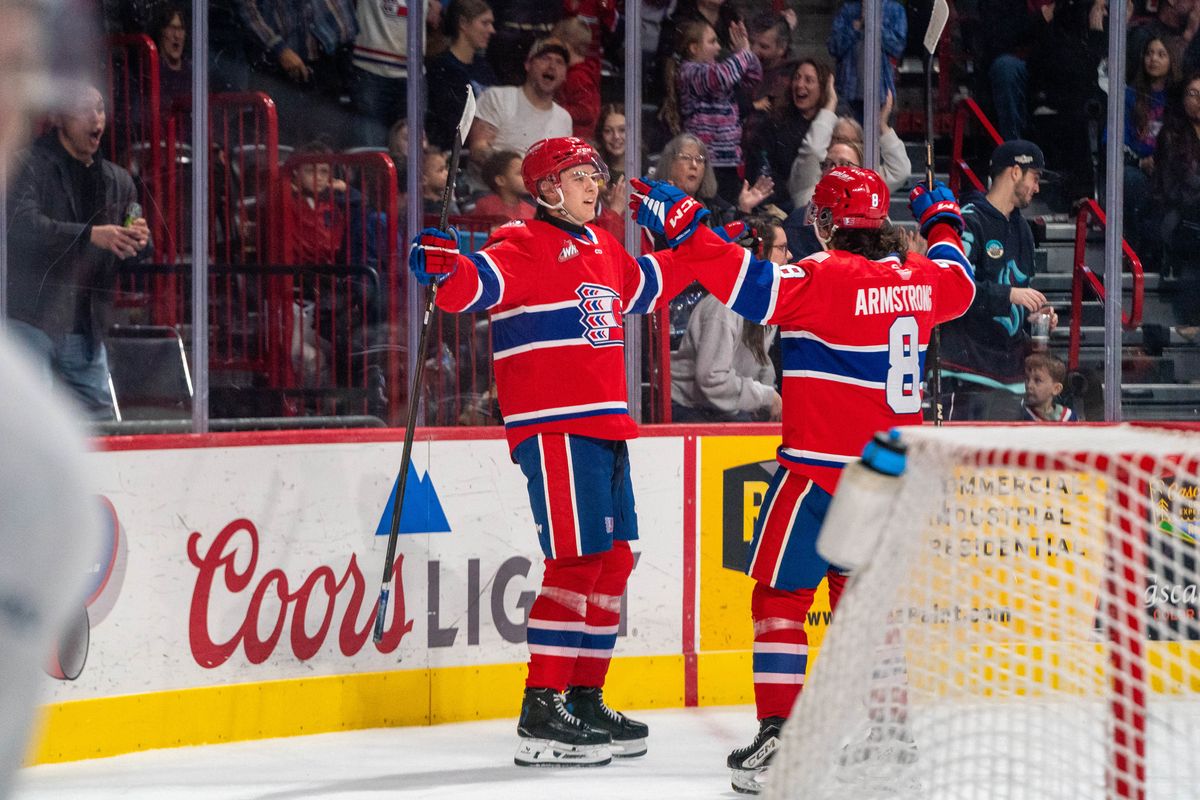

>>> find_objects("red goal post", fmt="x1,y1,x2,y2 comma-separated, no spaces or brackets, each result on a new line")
769,423,1200,800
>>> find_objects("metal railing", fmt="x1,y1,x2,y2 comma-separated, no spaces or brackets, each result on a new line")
949,96,1003,197
1068,199,1144,371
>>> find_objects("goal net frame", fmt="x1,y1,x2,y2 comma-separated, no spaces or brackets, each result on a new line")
768,423,1200,800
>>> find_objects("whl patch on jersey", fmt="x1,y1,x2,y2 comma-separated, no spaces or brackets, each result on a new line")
375,461,451,536
577,283,623,347
558,239,580,262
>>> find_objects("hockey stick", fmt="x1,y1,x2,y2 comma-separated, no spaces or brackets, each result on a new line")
373,86,476,643
923,0,949,427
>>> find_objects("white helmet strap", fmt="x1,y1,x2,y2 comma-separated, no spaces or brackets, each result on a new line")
535,180,586,225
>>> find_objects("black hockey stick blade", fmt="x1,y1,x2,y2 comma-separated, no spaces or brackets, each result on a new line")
923,0,949,56
373,85,477,642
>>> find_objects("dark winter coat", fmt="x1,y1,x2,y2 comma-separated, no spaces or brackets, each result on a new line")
6,132,147,343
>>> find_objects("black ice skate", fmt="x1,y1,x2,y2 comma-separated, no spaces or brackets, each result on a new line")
565,686,649,757
515,687,613,767
727,716,785,794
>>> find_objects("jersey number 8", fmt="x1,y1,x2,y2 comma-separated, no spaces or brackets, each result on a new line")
886,316,922,414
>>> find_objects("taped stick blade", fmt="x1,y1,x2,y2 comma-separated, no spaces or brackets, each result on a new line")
457,85,477,146
923,0,949,55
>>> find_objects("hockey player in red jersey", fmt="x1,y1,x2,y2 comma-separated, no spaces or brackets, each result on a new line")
409,136,706,767
630,166,976,793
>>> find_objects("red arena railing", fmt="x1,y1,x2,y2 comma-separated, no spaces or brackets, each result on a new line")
949,96,1004,198
1068,200,1145,371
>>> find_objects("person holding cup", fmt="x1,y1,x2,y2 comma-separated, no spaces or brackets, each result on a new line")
936,139,1056,421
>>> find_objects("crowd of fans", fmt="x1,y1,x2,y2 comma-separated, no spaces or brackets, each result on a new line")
9,0,1200,425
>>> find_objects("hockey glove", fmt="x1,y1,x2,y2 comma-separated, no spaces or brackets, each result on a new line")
409,227,460,286
629,177,710,247
909,181,963,237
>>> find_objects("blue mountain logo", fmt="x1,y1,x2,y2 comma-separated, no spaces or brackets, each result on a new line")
375,461,452,536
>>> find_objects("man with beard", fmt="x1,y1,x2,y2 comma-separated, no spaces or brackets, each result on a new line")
937,139,1059,421
467,37,573,169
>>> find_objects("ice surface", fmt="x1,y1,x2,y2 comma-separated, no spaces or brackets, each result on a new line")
14,706,759,800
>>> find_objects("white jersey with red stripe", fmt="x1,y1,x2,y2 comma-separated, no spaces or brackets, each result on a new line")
678,222,976,493
436,218,690,452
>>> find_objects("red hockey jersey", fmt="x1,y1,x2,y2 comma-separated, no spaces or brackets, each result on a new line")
436,218,691,451
678,222,976,493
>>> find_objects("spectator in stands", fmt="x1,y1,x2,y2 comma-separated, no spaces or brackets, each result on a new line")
655,133,771,234
352,0,445,147
466,37,573,168
1027,0,1110,203
1115,35,1180,258
5,83,151,420
747,12,798,118
978,0,1039,140
670,215,784,423
661,18,762,203
593,105,630,239
781,136,864,260
152,4,191,113
388,117,429,193
486,0,563,85
939,140,1057,421
1130,0,1198,79
1154,72,1200,321
745,58,835,213
786,85,912,209
563,0,617,61
1023,352,1077,422
826,0,907,122
287,142,347,265
553,16,602,141
473,149,535,220
240,0,359,146
421,147,460,215
641,0,677,102
654,0,743,108
426,0,498,151
596,103,626,174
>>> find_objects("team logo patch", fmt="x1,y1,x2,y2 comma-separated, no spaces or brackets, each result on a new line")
559,240,580,262
986,239,1005,259
577,283,623,347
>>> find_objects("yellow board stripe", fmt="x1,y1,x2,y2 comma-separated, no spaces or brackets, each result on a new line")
30,654,709,765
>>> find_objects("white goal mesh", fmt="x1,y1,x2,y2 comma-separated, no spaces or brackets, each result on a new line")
768,424,1200,800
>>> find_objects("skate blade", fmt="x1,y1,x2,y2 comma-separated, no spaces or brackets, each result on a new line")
611,737,647,758
514,738,612,767
730,767,768,794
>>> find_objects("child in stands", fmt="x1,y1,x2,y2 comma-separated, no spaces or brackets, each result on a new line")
1023,352,1077,422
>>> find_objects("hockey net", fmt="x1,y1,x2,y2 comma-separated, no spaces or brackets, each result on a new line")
768,424,1200,800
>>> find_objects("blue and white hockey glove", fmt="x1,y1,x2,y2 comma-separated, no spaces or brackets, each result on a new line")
629,177,710,247
409,227,459,286
909,181,963,237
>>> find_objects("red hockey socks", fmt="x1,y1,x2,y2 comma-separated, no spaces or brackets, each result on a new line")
751,582,814,720
525,553,604,690
570,540,635,687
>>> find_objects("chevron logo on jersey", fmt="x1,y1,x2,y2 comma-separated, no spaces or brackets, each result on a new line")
577,283,623,347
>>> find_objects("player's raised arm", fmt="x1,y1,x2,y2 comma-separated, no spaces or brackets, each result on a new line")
908,180,976,324
628,178,810,326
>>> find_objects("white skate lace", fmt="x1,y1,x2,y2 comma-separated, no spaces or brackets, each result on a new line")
554,693,588,728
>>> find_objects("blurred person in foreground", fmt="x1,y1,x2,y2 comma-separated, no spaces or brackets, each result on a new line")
0,1,105,796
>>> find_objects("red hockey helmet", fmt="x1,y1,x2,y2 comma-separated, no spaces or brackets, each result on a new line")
806,165,890,230
522,136,610,198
